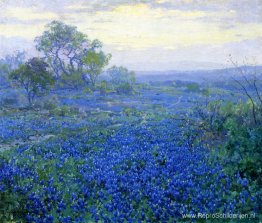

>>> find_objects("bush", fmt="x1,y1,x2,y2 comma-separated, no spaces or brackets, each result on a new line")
107,66,136,94
60,72,85,89
35,94,59,110
1,95,17,107
0,91,27,108
83,86,93,94
123,107,142,117
49,105,79,117
98,81,111,95
220,102,262,180
115,82,134,94
186,83,200,92
184,98,262,212
0,74,9,87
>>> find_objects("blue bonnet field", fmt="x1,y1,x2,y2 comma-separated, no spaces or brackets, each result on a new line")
0,5,262,223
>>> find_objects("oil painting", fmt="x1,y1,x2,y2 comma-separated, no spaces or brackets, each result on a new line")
0,0,261,222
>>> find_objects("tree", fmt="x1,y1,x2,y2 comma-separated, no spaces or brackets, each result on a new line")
229,56,262,125
0,64,9,87
107,66,136,94
0,51,26,87
9,57,54,106
82,51,111,89
35,21,105,86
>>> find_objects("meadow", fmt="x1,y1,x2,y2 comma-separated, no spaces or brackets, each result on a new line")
0,74,261,222
0,20,261,223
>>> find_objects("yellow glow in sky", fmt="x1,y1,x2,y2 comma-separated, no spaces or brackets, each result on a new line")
1,2,261,50
0,0,262,69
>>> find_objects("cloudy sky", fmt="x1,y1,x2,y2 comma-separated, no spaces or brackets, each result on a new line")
0,0,262,70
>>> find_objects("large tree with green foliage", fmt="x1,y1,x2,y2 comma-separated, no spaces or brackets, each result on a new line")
35,21,109,88
9,57,54,106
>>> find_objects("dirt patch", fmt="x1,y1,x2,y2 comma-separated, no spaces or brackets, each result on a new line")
0,134,56,152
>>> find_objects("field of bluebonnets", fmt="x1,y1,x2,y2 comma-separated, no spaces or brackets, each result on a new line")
0,21,261,223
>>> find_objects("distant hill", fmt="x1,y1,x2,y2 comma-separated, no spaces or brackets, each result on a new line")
135,66,262,83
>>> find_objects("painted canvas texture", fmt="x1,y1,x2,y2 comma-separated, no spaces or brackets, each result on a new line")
0,1,261,222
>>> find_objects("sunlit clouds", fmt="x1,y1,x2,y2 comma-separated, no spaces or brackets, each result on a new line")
0,0,262,70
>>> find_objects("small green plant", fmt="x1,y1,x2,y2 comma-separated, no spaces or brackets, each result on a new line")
99,81,109,95
115,82,134,94
49,105,78,117
123,107,142,117
186,83,200,92
83,86,93,94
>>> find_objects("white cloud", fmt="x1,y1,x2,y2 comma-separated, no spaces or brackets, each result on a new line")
4,7,59,21
72,3,262,51
0,0,262,69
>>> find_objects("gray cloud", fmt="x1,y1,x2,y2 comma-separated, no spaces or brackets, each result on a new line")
1,0,262,70
149,0,262,23
1,0,261,24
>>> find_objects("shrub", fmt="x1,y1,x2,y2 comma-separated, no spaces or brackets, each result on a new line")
123,107,142,117
115,82,134,94
0,91,27,108
49,105,79,117
1,94,17,107
186,82,200,92
35,94,59,110
99,81,110,95
107,66,136,94
60,72,85,89
184,98,262,212
83,86,93,94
